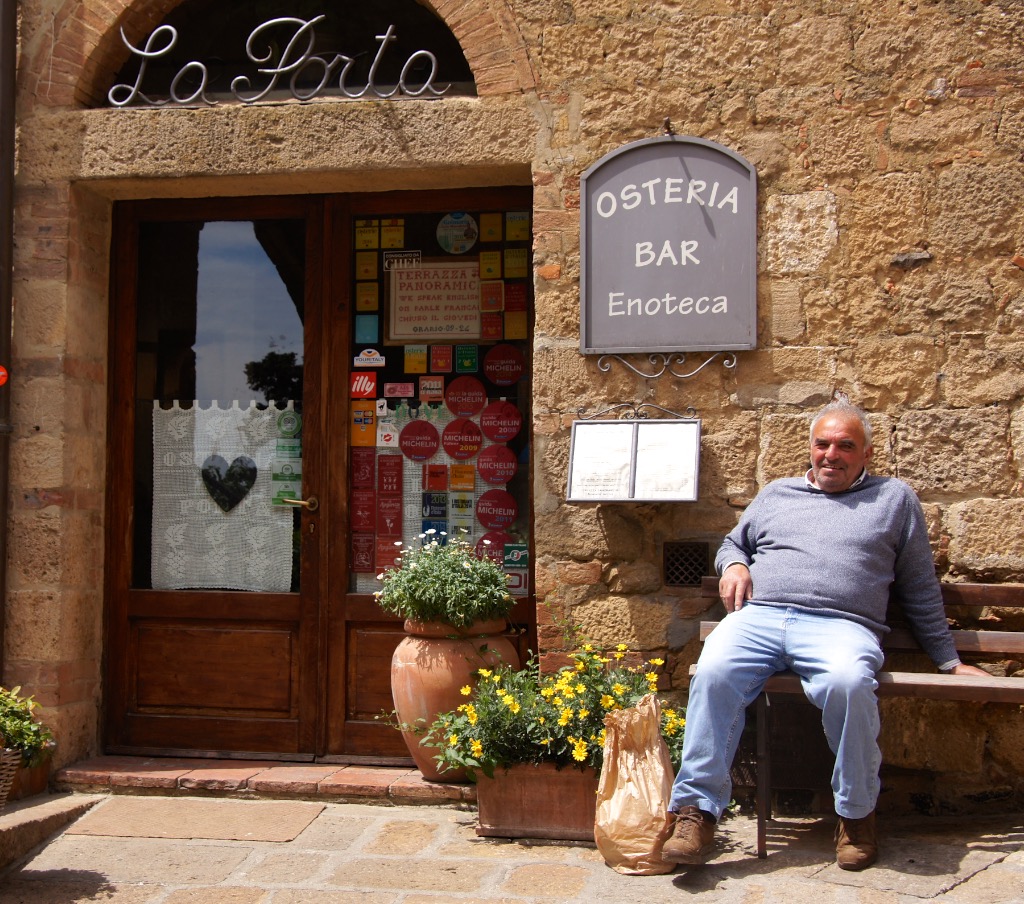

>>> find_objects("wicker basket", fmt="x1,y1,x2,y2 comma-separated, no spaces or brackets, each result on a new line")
0,748,22,811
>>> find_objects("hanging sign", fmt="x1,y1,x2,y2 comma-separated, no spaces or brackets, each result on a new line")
580,136,757,354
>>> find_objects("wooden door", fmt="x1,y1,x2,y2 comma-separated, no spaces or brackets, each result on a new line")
321,189,536,761
104,188,536,762
104,196,325,757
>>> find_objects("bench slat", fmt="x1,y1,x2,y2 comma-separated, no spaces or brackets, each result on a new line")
687,664,1024,704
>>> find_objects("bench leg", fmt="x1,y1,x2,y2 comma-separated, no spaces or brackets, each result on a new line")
756,692,771,858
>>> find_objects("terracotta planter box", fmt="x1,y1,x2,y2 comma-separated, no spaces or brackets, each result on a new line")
9,759,51,801
475,762,599,841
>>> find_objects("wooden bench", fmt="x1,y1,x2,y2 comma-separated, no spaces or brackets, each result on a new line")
693,576,1024,857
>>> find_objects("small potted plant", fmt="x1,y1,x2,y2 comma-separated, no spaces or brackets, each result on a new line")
423,644,686,839
376,530,520,781
0,685,56,808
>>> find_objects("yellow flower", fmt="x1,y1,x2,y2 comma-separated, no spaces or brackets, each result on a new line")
572,739,588,761
577,708,589,720
575,683,585,694
538,716,546,725
645,672,658,683
575,660,586,671
449,734,459,745
471,739,483,757
649,657,665,666
559,708,573,726
540,686,555,698
600,694,615,709
582,643,593,652
478,668,492,678
460,685,472,696
616,643,629,652
612,682,626,696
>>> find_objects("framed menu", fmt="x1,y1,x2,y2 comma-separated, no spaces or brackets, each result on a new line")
566,419,700,502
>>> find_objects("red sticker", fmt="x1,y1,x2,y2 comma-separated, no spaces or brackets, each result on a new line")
445,375,487,417
399,419,440,461
0,365,8,386
480,401,523,442
442,418,483,461
477,488,518,530
477,444,518,484
476,530,512,563
483,344,525,386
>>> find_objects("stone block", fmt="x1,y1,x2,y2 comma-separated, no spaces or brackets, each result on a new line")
893,407,1012,497
947,499,1024,578
931,164,1024,257
941,335,1024,408
761,191,838,276
844,335,942,410
573,594,673,649
778,17,851,86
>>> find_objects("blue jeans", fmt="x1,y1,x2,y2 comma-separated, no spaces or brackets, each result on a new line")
669,604,884,821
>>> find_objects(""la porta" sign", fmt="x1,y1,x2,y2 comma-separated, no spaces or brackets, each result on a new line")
580,136,757,355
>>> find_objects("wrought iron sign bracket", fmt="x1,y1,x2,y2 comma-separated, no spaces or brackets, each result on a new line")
577,402,697,422
596,352,737,381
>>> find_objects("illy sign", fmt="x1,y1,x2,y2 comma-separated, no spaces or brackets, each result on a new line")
580,136,757,355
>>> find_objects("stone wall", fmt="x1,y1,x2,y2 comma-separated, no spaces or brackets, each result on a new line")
6,0,1023,811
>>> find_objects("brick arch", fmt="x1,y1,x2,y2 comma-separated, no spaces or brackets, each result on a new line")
26,0,536,109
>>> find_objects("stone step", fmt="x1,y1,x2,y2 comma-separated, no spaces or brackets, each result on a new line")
52,755,475,805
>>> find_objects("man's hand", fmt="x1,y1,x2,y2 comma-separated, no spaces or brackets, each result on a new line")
719,563,753,613
948,663,989,677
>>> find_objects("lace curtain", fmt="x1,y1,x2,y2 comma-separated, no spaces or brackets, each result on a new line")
151,400,296,592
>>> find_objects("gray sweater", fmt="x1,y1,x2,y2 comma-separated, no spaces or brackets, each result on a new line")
715,474,958,667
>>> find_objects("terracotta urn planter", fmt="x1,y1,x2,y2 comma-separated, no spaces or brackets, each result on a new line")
391,617,519,782
475,761,600,841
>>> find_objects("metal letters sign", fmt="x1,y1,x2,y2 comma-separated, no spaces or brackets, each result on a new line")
109,18,452,107
580,136,757,355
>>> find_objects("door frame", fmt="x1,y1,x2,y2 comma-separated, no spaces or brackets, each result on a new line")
103,187,536,761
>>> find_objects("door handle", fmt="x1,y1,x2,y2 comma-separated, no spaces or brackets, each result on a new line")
282,495,320,512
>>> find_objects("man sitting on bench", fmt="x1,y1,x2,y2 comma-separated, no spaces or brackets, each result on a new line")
662,398,987,870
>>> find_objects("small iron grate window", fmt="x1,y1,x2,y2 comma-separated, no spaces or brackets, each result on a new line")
664,541,711,587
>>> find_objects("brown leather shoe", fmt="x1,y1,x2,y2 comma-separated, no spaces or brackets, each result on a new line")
835,811,878,870
662,806,716,864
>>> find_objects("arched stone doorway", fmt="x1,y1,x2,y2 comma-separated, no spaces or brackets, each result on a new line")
10,0,539,765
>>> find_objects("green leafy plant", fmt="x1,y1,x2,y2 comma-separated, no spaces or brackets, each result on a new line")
423,645,686,778
0,686,56,767
374,531,515,629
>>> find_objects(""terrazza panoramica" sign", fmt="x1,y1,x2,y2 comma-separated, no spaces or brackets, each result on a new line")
580,136,757,355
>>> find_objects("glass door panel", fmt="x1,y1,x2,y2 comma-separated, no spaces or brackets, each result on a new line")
133,219,306,593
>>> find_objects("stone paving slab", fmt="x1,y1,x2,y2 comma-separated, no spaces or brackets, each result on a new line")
1,798,1021,904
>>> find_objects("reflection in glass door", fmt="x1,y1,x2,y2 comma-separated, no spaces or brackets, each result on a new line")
134,219,306,593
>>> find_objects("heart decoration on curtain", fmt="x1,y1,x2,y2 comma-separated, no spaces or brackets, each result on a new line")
201,454,257,512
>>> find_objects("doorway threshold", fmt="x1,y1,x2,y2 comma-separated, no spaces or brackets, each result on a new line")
52,756,475,807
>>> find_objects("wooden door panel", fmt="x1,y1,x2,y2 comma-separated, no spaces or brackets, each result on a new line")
120,713,302,755
134,622,295,714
